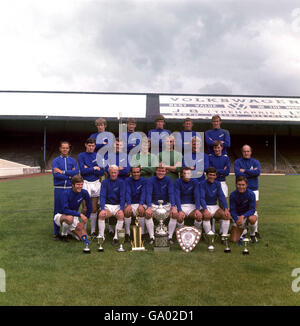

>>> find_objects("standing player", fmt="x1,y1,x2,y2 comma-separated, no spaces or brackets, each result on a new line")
205,115,231,155
120,118,141,154
89,117,114,153
145,165,178,244
98,165,126,245
124,166,147,242
177,118,197,153
234,144,261,240
229,176,258,243
174,167,202,230
52,141,79,240
53,175,91,247
200,167,231,236
78,138,104,237
148,115,171,153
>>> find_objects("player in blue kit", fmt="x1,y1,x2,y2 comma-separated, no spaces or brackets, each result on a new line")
229,176,258,243
120,118,141,154
53,175,91,245
176,118,197,153
174,167,202,230
89,117,114,153
145,165,178,244
78,138,104,236
205,115,231,155
98,165,126,245
200,167,231,236
124,166,148,242
148,115,171,153
52,141,79,239
234,144,261,240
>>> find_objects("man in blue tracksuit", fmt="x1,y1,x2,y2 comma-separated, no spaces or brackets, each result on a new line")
234,144,261,240
229,176,257,243
174,167,202,230
78,138,104,236
205,115,231,155
98,165,126,245
176,118,197,153
200,167,231,236
53,175,92,246
124,166,148,242
148,115,171,154
89,117,115,153
145,165,178,244
119,118,141,154
52,141,79,239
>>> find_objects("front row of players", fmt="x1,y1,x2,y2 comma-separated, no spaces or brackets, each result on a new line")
54,165,258,248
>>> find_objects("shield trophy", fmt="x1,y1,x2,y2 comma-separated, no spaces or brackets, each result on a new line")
207,230,216,252
131,213,146,251
153,200,169,252
117,228,126,252
221,233,231,253
176,226,202,252
242,237,250,255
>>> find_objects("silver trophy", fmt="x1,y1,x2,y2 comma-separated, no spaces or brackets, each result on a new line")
97,235,104,252
242,237,250,255
117,228,126,252
222,233,231,253
207,230,215,252
153,200,169,252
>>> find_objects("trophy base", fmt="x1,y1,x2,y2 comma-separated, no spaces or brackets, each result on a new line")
83,248,91,254
98,248,104,252
224,248,231,253
208,245,215,252
117,247,126,252
131,247,146,251
154,246,170,252
242,250,250,255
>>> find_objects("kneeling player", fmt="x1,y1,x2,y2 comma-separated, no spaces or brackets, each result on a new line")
174,167,202,229
229,176,258,243
200,167,231,236
98,165,126,245
53,175,91,247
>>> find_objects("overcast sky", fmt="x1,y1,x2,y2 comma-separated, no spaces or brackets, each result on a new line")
0,0,300,96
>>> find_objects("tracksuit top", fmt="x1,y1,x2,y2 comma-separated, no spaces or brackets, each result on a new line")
120,131,142,153
61,188,91,218
146,175,175,207
182,152,209,183
205,128,231,155
176,130,197,151
174,178,201,211
147,128,171,152
52,155,79,188
200,179,227,209
125,177,146,205
208,154,230,182
100,178,126,210
78,151,104,182
104,152,130,180
229,188,256,222
90,131,114,152
234,157,261,191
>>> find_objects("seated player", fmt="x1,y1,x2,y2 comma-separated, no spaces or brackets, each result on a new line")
129,136,159,178
124,166,148,242
53,175,91,248
229,176,258,243
174,167,202,230
98,165,126,245
200,167,231,236
159,135,182,181
78,138,104,237
52,141,79,239
145,165,178,244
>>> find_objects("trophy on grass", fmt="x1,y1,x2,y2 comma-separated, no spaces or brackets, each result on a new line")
117,228,126,252
207,230,216,252
153,200,169,252
222,233,231,253
82,235,91,254
97,235,104,252
242,237,250,255
131,213,146,251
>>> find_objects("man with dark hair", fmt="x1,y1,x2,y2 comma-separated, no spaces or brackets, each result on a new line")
120,117,141,154
205,115,231,155
200,167,231,236
229,176,258,243
53,175,91,246
78,138,104,237
52,141,79,240
148,115,171,153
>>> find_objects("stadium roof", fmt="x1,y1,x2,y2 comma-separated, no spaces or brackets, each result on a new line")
1,90,300,124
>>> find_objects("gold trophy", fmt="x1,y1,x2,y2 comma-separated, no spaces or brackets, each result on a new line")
131,214,146,251
242,237,250,255
97,235,104,252
117,228,126,252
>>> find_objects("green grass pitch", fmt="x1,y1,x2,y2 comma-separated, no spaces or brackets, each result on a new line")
0,174,300,306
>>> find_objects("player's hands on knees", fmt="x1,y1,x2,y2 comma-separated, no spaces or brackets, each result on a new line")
178,210,185,222
170,206,178,219
124,205,132,217
99,210,107,219
236,215,244,227
80,214,88,223
203,209,211,220
116,210,124,219
194,209,202,220
145,207,153,219
224,208,231,219
137,204,145,217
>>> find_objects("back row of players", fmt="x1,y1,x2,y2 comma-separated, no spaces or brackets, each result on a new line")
52,115,261,246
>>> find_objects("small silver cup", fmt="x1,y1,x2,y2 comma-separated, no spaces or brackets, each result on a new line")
117,229,126,252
